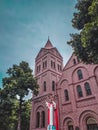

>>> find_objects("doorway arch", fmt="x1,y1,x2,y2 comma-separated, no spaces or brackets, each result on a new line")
86,117,98,130
63,117,74,130
79,110,98,130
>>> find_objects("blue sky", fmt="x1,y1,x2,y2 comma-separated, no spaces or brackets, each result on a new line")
0,0,77,87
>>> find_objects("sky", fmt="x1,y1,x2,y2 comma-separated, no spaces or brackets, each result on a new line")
0,0,78,87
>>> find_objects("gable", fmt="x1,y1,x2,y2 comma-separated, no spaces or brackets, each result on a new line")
63,53,79,70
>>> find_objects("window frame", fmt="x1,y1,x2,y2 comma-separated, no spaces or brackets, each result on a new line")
36,112,40,128
77,69,83,80
52,81,55,91
84,82,92,96
41,111,45,127
43,81,46,91
64,89,69,101
77,85,83,98
73,58,76,65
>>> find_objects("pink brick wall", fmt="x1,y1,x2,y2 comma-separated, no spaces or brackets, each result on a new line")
57,54,98,130
30,41,98,130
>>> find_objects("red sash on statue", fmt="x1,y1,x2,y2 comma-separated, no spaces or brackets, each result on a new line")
47,102,58,130
48,109,50,124
54,106,58,130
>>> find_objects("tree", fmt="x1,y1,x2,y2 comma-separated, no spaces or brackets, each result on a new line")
0,80,22,130
21,99,32,130
0,87,32,130
2,61,39,130
0,87,17,130
68,0,98,64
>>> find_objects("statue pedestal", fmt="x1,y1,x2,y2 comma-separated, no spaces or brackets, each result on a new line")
47,125,56,130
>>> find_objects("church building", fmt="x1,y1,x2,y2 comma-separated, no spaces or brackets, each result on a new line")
30,39,98,130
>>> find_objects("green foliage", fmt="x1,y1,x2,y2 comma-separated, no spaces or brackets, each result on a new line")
89,0,98,18
67,33,89,62
0,87,17,130
68,0,98,64
21,100,32,130
3,61,39,97
0,89,32,130
81,22,98,63
0,61,38,130
72,0,92,29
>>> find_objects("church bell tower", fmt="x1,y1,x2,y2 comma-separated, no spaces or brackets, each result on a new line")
35,39,63,95
30,39,63,130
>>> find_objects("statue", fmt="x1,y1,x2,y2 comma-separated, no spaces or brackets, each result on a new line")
46,95,58,130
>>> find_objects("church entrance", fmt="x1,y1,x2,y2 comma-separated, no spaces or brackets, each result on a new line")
86,118,98,130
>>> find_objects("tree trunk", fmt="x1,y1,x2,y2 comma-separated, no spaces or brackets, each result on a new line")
17,97,22,130
17,115,21,130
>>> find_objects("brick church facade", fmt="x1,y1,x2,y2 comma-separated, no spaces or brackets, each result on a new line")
30,39,98,130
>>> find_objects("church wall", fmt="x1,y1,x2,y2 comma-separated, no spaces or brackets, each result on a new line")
57,54,98,130
30,40,98,130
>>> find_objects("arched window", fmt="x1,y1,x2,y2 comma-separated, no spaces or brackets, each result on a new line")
64,89,69,101
41,111,45,127
36,112,40,128
45,61,47,68
77,85,83,97
67,121,74,130
52,81,55,91
44,81,46,91
73,59,76,65
77,69,83,80
86,118,98,130
84,82,92,96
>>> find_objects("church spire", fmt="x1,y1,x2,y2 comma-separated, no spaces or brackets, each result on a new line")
44,38,54,49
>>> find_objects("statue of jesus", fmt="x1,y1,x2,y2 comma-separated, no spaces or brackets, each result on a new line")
46,95,58,130
46,99,56,125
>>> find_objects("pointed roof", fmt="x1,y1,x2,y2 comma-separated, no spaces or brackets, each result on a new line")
44,38,54,49
35,38,63,60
